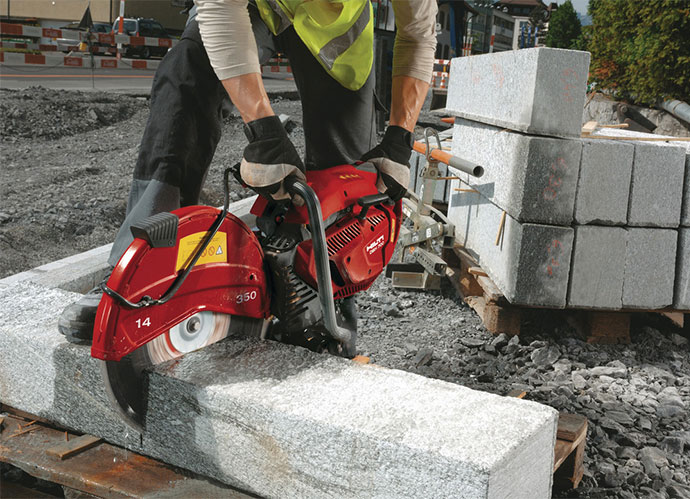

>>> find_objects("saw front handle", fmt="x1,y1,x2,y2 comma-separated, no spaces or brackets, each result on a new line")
285,176,362,345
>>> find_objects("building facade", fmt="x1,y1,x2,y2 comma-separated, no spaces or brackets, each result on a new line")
0,0,187,33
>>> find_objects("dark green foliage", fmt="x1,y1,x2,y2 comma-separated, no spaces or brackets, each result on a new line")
545,1,582,49
588,0,690,104
529,4,548,29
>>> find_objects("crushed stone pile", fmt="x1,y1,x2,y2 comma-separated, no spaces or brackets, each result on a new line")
0,87,144,141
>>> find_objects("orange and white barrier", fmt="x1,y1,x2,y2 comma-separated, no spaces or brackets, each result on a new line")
1,40,116,55
0,51,160,70
0,22,177,50
261,57,292,75
431,59,450,92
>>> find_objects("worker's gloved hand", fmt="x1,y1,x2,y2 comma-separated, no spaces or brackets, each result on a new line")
241,115,306,204
359,125,413,201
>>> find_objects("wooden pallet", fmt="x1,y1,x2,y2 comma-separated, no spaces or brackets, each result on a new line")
506,391,587,490
553,413,587,488
443,245,689,343
0,407,249,498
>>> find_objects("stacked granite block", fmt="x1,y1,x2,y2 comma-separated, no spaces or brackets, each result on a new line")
444,47,688,310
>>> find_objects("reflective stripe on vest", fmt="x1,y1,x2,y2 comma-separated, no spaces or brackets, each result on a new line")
317,2,370,70
256,0,373,91
263,0,292,35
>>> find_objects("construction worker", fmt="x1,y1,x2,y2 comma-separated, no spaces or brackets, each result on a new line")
58,0,437,354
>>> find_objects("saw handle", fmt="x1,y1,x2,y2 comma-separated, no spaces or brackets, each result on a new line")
356,192,391,220
413,141,484,178
284,176,351,346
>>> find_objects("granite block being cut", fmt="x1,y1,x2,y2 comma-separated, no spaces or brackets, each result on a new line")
623,228,677,309
593,128,688,227
575,140,634,225
0,281,144,450
446,47,590,137
450,118,583,224
674,228,690,310
449,188,574,307
0,271,559,498
144,340,558,498
568,226,627,309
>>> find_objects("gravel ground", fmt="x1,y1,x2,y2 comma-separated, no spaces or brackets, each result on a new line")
1,87,689,499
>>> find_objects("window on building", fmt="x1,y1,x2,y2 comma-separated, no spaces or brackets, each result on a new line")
443,44,449,59
438,10,445,30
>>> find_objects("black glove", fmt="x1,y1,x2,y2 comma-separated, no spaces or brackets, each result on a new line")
241,115,306,203
360,125,413,201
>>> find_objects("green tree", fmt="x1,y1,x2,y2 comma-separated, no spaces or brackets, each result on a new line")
529,4,548,30
545,1,582,49
588,0,690,104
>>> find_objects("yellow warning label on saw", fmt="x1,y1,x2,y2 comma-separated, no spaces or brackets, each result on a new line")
175,231,227,271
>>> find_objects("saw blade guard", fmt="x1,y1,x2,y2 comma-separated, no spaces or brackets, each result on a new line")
92,205,269,362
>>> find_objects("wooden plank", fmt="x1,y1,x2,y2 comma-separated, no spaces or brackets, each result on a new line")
581,120,598,135
468,267,488,277
465,295,521,335
557,413,587,442
553,439,574,470
554,435,586,489
445,265,483,298
46,434,102,460
476,275,504,303
586,312,631,344
505,389,527,399
0,482,56,498
586,135,690,142
0,414,249,498
554,421,587,471
662,311,684,328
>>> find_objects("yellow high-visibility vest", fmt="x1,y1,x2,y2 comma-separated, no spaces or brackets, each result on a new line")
255,0,374,91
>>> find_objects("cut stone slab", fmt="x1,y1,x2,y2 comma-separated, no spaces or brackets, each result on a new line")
0,277,559,498
623,228,677,309
592,128,688,227
450,118,583,224
575,140,634,225
446,47,591,138
568,226,627,309
674,228,690,310
448,188,574,307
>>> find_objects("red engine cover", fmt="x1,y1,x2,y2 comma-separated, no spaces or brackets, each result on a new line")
251,164,384,224
251,164,402,299
294,202,400,299
92,206,269,361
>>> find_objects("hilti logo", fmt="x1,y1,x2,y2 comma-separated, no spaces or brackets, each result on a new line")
366,235,385,254
339,174,361,180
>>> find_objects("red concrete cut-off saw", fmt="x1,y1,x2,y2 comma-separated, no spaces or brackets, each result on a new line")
90,164,401,428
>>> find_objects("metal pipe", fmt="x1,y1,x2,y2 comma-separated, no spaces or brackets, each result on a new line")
413,141,484,178
285,178,351,344
659,99,690,125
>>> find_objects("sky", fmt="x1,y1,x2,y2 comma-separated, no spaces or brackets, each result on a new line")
554,0,589,16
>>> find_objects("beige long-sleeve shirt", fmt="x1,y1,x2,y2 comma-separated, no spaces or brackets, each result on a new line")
196,0,437,83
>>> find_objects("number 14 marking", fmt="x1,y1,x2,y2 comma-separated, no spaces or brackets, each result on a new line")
136,317,151,328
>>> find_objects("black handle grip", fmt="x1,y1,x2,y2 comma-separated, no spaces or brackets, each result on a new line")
357,192,391,220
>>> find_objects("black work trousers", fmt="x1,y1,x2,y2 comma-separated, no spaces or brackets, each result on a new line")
108,14,377,266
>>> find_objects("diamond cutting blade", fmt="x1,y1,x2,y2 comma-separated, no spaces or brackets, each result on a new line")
101,312,263,429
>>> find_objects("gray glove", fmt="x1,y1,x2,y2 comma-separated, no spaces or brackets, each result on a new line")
359,125,413,201
240,115,306,203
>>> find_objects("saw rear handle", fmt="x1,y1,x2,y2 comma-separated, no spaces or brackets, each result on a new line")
284,176,362,345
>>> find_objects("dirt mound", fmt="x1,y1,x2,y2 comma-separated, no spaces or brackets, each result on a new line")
0,87,144,141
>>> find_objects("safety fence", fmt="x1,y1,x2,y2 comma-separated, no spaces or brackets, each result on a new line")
1,21,294,74
431,59,450,92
